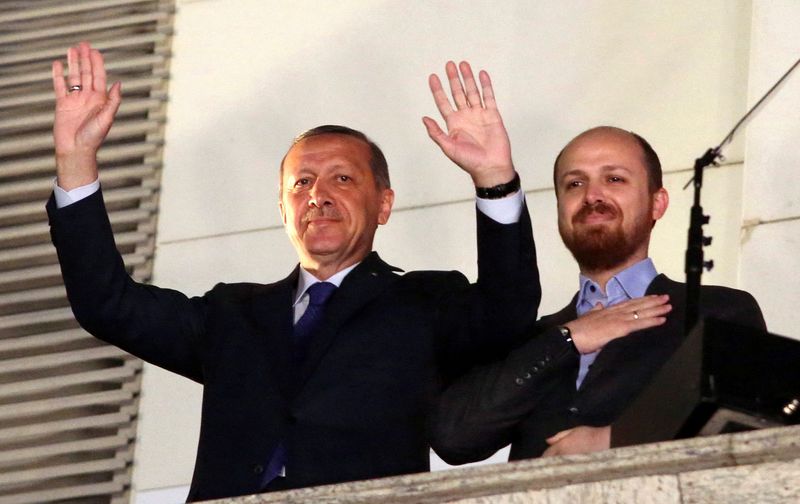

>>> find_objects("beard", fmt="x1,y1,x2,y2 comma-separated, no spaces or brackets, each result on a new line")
559,201,652,273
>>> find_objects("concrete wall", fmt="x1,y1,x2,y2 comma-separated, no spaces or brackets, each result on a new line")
132,0,799,501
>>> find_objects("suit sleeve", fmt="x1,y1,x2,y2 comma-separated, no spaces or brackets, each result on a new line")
430,326,576,464
47,189,207,383
436,202,541,374
731,290,767,331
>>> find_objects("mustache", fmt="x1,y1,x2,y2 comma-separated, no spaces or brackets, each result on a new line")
302,206,343,223
573,201,618,224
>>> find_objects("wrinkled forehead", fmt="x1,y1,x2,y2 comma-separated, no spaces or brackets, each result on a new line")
284,134,372,169
555,129,646,179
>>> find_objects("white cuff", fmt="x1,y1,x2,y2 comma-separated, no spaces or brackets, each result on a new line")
475,189,524,224
53,178,100,208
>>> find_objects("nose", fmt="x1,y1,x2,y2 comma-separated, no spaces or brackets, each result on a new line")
583,181,604,206
308,180,333,208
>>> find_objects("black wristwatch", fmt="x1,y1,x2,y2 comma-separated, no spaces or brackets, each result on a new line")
558,325,578,353
475,172,521,199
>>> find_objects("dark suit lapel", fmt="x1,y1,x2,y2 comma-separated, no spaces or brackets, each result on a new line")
578,274,686,393
295,252,401,395
537,297,578,329
251,269,297,400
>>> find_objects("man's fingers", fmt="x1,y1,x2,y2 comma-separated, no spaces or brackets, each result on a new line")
633,316,667,330
608,294,669,313
428,74,454,118
422,116,451,151
445,60,468,110
98,82,123,126
546,428,573,444
479,70,497,109
66,46,80,88
78,42,93,91
541,445,558,457
459,61,483,109
52,60,67,98
91,48,106,92
636,303,672,319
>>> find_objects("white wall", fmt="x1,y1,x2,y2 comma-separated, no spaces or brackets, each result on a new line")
131,0,800,500
740,1,800,337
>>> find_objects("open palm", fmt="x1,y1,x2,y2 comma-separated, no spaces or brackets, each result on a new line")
52,42,121,188
423,61,514,187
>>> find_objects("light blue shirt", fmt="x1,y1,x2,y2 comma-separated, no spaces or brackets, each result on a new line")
574,258,658,389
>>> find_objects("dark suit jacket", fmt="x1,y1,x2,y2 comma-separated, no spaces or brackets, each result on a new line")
430,274,766,464
46,189,540,501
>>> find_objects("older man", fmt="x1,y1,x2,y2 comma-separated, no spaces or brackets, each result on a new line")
47,43,539,501
431,126,766,463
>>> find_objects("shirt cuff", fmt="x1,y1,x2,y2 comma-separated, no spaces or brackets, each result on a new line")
475,189,524,224
53,178,100,208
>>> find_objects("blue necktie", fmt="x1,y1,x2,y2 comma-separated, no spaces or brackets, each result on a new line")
263,281,337,487
292,281,337,364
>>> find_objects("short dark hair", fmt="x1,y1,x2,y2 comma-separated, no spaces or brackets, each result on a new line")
553,127,662,194
280,125,390,190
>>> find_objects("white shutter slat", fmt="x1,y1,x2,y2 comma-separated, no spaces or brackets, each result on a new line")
0,409,136,444
0,361,142,400
0,455,129,488
0,11,172,45
0,118,164,157
0,478,130,504
0,98,165,131
0,0,156,24
0,32,168,67
0,388,136,421
1,138,164,178
0,346,132,374
0,328,90,354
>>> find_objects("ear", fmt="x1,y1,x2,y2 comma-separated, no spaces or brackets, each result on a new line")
651,187,669,222
377,188,395,225
278,200,287,224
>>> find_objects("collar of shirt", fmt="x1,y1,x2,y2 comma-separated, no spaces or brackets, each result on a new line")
293,263,359,308
576,258,658,316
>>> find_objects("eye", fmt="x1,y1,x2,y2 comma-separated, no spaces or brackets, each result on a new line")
565,180,582,190
608,176,624,183
294,178,311,187
337,175,351,182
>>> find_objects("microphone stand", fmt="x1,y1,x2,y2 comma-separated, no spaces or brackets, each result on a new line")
684,55,800,335
684,148,719,334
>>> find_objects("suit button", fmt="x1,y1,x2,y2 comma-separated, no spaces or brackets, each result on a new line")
538,360,547,367
569,406,579,414
523,372,532,379
515,378,525,385
531,366,539,373
253,464,264,474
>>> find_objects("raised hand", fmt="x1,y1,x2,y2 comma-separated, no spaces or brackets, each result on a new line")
423,61,515,188
566,295,672,354
52,42,121,190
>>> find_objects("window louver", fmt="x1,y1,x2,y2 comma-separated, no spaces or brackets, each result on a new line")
0,1,174,502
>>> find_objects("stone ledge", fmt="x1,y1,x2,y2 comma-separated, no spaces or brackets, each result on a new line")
205,425,800,503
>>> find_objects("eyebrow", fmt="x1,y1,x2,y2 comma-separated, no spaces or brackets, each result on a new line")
559,164,633,181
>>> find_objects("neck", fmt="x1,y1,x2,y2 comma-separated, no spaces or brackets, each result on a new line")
300,254,368,281
579,251,649,291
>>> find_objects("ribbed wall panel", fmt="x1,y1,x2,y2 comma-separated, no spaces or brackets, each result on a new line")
0,1,174,502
